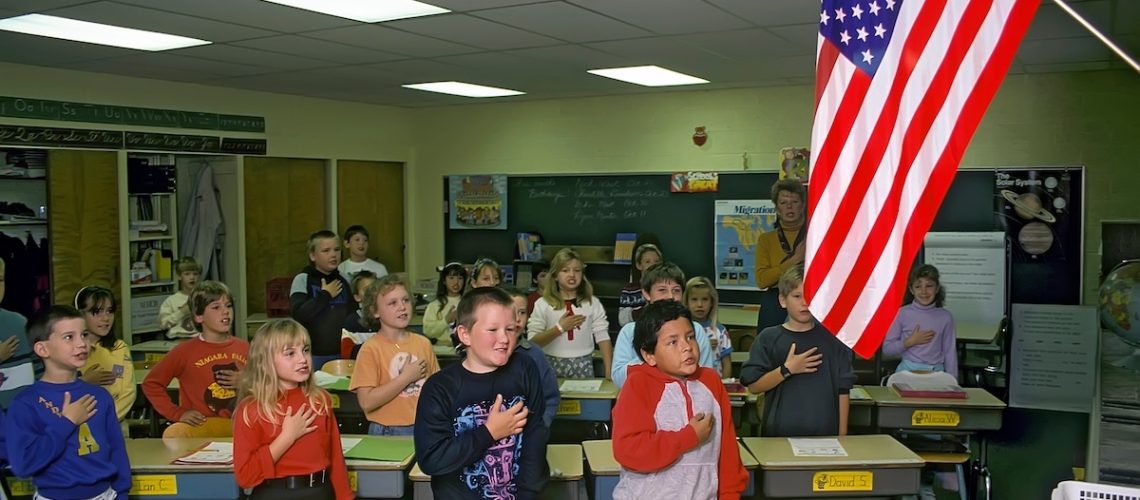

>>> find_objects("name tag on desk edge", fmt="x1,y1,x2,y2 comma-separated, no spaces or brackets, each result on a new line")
6,478,34,496
911,409,961,427
348,471,357,491
330,393,341,409
130,475,178,495
812,471,873,492
144,353,166,363
557,400,581,415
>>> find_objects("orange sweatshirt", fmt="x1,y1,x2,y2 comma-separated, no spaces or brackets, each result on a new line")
141,336,249,421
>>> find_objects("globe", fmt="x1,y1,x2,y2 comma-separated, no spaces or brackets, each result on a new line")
1100,260,1140,370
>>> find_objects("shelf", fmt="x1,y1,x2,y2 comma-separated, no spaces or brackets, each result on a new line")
130,235,174,242
0,177,46,181
130,281,176,289
131,326,165,335
129,193,175,197
0,220,46,226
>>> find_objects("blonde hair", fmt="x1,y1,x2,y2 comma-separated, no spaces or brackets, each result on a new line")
683,276,719,325
542,248,594,308
175,256,202,275
362,274,408,330
238,319,329,428
778,265,804,297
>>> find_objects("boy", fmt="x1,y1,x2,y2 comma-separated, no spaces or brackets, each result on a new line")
5,306,131,499
503,286,560,427
159,256,201,339
337,225,389,280
415,288,549,499
611,262,716,388
611,300,748,499
0,258,34,407
143,281,249,438
740,266,856,437
524,261,548,315
292,230,356,370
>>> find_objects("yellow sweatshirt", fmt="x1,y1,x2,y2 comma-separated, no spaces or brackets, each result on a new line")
754,221,804,289
82,339,137,422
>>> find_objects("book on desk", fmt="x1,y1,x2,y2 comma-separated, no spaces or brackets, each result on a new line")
891,382,967,399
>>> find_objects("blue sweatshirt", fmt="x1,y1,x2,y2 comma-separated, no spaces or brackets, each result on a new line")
5,379,131,499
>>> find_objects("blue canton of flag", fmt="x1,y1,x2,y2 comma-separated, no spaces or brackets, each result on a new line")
820,0,903,75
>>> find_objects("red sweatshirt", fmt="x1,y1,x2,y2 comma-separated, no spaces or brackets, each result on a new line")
141,336,249,421
233,388,352,499
612,364,748,499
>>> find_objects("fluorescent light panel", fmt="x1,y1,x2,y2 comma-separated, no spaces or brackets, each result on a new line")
262,0,449,23
403,82,525,98
587,65,709,87
0,14,210,51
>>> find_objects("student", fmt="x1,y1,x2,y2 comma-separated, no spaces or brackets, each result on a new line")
75,286,136,426
611,300,748,499
159,257,201,339
422,262,466,347
883,264,958,380
527,248,613,379
740,266,856,437
755,179,807,289
0,257,34,408
524,261,549,315
291,230,356,371
234,319,352,500
143,281,249,438
5,306,131,500
685,277,733,376
337,224,389,280
340,270,377,359
468,258,503,290
414,287,549,498
618,243,662,327
611,262,716,388
503,286,560,428
349,275,439,436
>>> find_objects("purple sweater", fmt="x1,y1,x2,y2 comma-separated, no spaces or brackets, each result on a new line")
883,302,958,379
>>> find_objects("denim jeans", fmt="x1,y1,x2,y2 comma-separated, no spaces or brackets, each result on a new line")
368,422,415,436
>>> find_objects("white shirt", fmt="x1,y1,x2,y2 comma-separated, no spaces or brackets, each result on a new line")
338,258,389,280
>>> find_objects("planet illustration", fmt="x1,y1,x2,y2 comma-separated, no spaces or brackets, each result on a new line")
1018,221,1054,255
1001,189,1057,223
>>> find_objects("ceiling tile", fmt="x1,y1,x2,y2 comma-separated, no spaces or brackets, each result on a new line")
669,28,806,61
1023,0,1112,40
306,25,479,57
766,23,818,55
1016,36,1111,65
367,59,469,83
1023,61,1113,73
1115,1,1140,35
1,0,95,13
503,44,627,70
46,2,275,42
586,37,723,66
0,31,138,65
168,44,335,70
417,0,549,13
384,13,561,50
64,52,270,80
568,0,751,35
706,0,820,27
232,35,405,64
113,0,357,32
471,2,650,43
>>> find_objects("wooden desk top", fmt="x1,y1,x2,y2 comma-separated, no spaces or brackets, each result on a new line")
864,386,1006,409
742,435,924,470
558,379,619,400
730,351,749,364
718,305,760,328
133,369,179,389
582,439,758,476
409,444,582,481
956,323,1002,344
127,436,414,472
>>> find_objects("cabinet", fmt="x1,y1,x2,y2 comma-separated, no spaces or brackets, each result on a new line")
124,154,179,343
0,148,50,318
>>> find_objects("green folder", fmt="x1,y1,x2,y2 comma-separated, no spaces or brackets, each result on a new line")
321,377,351,392
343,438,415,462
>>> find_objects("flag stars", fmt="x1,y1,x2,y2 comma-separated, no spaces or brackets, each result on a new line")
856,26,869,42
821,9,830,25
840,30,852,45
861,49,875,64
886,0,896,10
851,3,864,19
869,1,881,15
874,23,887,38
835,7,846,23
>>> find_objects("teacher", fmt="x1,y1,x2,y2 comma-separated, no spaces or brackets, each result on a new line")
755,178,807,289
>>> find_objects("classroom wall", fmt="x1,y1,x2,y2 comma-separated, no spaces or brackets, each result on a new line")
409,70,1140,305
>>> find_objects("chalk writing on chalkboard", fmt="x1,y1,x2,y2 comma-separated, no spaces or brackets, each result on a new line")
516,177,667,226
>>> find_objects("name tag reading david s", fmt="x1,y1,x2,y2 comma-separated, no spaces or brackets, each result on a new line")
911,409,961,427
812,471,873,492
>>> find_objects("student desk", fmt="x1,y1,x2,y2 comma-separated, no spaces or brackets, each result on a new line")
849,386,876,429
718,305,760,328
555,378,618,428
956,323,1002,344
132,340,184,364
409,444,583,500
743,434,923,498
582,439,759,500
862,386,1005,432
123,435,413,499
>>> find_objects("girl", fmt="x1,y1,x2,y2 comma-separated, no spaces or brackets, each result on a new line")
234,319,352,500
467,258,502,290
349,275,439,435
618,243,662,326
883,264,959,380
684,276,733,376
527,248,613,379
422,262,466,347
76,286,136,427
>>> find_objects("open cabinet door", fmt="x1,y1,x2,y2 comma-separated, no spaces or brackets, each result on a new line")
48,149,120,305
337,160,405,273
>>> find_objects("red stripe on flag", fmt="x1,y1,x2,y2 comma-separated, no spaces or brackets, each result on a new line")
815,41,842,109
807,71,870,215
848,0,1043,358
805,0,948,302
820,0,994,330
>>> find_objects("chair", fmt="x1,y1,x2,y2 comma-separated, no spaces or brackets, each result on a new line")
885,370,969,500
321,359,355,376
162,417,234,439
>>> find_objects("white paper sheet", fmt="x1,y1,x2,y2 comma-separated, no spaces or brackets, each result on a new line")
559,379,602,392
341,437,363,453
788,438,848,457
1010,303,1097,413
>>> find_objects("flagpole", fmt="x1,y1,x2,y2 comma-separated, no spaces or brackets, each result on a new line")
1053,0,1140,73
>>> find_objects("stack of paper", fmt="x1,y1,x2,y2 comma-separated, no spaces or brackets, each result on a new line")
788,438,848,457
173,442,233,465
559,380,602,393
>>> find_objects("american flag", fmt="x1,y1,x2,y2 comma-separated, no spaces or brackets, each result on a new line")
806,0,1040,358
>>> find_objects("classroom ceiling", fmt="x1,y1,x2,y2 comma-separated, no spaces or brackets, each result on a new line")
0,0,1134,108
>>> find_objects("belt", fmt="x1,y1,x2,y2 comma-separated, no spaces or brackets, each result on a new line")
262,468,329,489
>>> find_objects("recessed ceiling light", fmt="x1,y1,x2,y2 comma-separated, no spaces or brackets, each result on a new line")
403,82,525,98
0,14,210,51
587,65,709,87
262,0,449,23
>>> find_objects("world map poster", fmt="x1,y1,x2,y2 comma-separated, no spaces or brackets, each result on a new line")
714,200,777,290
